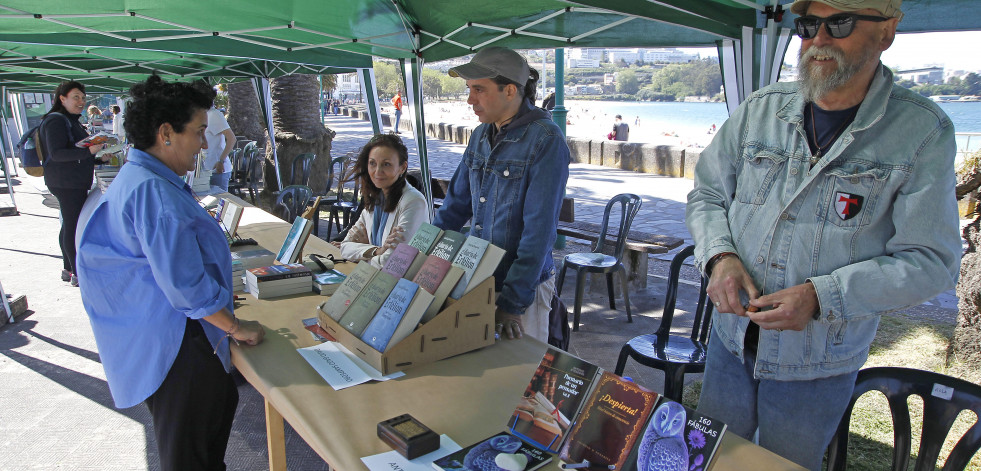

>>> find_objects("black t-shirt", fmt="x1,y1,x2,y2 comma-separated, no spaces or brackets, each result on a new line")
802,102,860,158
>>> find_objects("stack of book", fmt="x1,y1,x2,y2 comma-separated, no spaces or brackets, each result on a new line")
430,347,729,471
231,260,246,292
312,269,346,296
231,248,276,270
317,224,505,354
245,263,313,299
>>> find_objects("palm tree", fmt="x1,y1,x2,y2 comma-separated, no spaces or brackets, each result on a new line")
953,155,981,367
226,80,267,149
269,73,334,194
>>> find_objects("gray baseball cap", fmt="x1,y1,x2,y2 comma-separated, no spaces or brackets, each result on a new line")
790,0,903,20
448,47,531,85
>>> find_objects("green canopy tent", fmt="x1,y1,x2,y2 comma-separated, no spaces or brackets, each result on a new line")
1,0,977,201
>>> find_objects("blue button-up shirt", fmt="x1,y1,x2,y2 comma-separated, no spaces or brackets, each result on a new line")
77,148,233,408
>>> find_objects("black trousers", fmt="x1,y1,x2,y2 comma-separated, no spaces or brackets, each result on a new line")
145,319,239,471
48,186,89,273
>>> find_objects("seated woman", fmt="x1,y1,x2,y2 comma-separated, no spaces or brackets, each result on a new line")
76,75,264,471
339,133,430,267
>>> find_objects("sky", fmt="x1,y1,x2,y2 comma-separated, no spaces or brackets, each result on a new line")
682,31,981,73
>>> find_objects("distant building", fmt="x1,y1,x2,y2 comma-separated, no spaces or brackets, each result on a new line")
604,73,616,86
895,67,944,85
335,73,362,97
569,48,604,61
607,48,642,64
568,58,600,68
643,48,698,64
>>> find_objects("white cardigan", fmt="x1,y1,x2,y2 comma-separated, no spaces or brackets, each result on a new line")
339,185,431,268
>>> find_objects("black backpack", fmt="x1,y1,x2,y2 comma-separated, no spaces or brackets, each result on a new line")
17,113,72,177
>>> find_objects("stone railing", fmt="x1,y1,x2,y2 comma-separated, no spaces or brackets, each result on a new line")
338,106,700,179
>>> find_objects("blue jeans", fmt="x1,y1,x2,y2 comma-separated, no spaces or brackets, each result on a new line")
697,329,858,471
394,109,401,132
209,171,231,192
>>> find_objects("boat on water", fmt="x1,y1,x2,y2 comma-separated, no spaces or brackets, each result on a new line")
930,95,981,103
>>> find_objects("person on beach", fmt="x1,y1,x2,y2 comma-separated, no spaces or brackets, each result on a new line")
612,114,629,141
77,75,265,471
435,46,570,343
685,0,960,469
337,133,430,268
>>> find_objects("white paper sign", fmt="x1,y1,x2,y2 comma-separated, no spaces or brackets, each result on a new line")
297,341,404,390
361,435,461,471
932,382,954,400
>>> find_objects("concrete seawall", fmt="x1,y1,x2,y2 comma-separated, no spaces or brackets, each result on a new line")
338,106,700,179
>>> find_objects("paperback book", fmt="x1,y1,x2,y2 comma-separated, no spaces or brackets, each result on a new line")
220,201,244,238
359,278,419,352
312,269,347,296
431,432,551,471
338,271,399,336
625,398,727,471
507,348,600,453
429,230,467,261
319,262,379,322
407,223,444,254
558,372,660,471
276,216,313,264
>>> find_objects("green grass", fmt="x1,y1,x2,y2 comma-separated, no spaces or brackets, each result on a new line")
680,312,981,470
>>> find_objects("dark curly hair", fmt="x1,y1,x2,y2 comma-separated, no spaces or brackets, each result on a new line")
124,75,215,150
45,81,86,117
355,133,409,213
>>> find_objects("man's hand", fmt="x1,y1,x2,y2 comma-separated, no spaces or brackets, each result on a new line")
706,255,759,316
747,282,819,332
495,308,523,340
215,161,225,174
233,319,265,346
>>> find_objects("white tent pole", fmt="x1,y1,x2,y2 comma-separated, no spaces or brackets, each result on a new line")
253,77,282,191
0,87,20,177
741,26,754,103
720,39,742,115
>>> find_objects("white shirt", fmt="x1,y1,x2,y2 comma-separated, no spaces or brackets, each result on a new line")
204,108,232,174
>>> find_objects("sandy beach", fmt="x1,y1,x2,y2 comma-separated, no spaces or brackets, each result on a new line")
394,101,720,148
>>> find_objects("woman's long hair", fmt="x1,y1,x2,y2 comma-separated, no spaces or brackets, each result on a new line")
355,133,409,213
45,81,86,117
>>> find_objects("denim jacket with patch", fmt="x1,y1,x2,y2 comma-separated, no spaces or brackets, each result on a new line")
686,64,961,380
434,101,570,314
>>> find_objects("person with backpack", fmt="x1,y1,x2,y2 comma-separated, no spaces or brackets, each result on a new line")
41,80,108,287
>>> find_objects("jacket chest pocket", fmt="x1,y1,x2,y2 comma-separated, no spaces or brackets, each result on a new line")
735,150,789,205
817,167,887,228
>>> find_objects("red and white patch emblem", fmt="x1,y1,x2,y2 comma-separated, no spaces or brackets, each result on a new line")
834,192,864,221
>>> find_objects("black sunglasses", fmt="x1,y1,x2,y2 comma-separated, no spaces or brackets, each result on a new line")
794,13,889,40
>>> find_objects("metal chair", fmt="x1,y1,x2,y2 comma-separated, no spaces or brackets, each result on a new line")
613,245,713,402
827,366,981,471
556,193,642,331
273,185,313,222
289,153,316,186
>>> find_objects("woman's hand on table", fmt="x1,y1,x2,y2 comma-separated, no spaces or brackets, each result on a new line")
233,319,265,346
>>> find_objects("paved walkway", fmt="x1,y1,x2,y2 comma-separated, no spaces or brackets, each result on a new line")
0,112,959,470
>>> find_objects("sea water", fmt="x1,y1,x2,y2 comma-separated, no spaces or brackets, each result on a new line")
564,100,981,152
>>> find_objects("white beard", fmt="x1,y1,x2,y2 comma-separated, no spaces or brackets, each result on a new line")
797,45,875,102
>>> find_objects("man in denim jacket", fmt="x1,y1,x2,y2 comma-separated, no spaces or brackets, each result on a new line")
435,47,570,343
686,0,961,468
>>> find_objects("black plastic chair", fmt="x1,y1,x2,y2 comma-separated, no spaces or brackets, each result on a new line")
614,245,713,402
556,193,642,332
243,145,263,205
326,154,361,240
289,153,316,186
273,185,313,222
826,366,981,471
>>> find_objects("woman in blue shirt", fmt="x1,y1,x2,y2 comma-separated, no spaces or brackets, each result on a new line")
338,133,430,267
77,75,264,471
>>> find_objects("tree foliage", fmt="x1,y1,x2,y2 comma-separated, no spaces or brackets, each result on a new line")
907,72,981,97
372,61,402,96
616,69,640,95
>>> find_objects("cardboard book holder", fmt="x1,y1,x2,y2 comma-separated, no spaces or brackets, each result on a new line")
318,276,497,375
